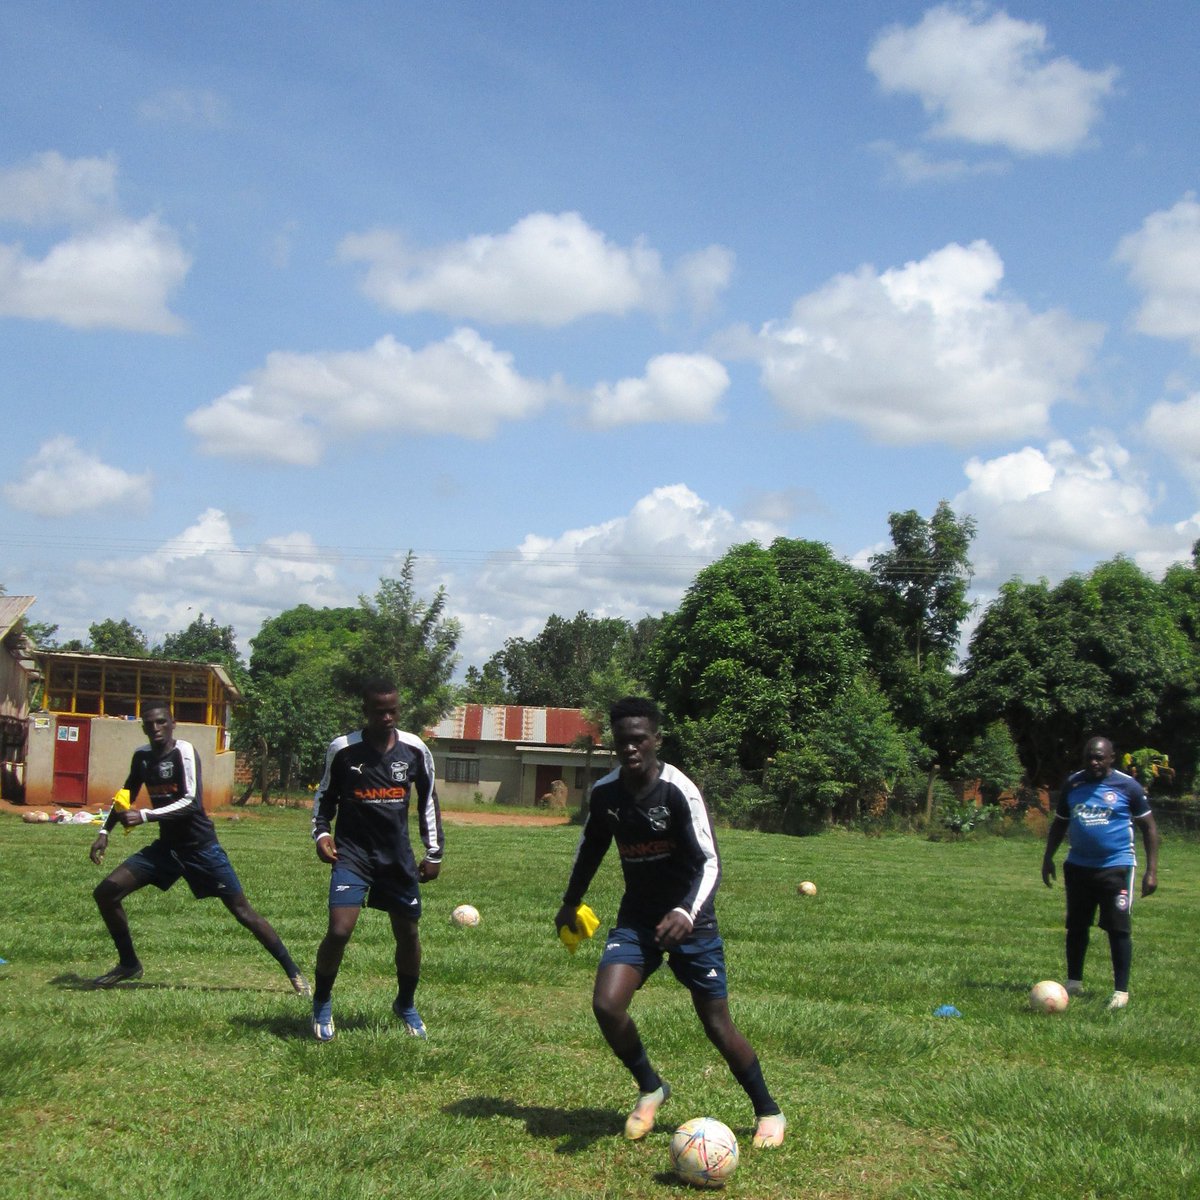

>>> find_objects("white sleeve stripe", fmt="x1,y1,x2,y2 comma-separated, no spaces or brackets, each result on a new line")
662,763,720,917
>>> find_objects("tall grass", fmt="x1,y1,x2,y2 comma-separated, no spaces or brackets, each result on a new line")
2,811,1196,1199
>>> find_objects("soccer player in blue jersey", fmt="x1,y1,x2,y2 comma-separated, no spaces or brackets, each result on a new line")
87,703,308,995
309,678,443,1042
1042,736,1160,1009
554,697,786,1149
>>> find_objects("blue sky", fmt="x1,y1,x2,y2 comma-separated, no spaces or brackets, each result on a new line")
3,2,1200,672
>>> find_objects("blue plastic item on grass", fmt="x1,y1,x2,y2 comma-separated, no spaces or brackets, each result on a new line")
933,1004,961,1017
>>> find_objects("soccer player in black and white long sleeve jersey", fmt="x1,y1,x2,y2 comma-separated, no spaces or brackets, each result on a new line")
309,678,442,1041
555,696,786,1149
87,703,307,995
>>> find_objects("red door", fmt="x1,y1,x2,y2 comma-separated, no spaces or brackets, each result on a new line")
52,719,91,806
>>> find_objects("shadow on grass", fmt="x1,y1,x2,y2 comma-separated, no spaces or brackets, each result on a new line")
50,971,281,994
444,1095,624,1153
232,1010,380,1040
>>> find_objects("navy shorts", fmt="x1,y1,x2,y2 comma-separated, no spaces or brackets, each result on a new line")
329,863,421,918
599,925,728,997
122,841,243,900
1064,862,1136,935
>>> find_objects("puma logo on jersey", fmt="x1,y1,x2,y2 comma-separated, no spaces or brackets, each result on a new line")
349,764,365,774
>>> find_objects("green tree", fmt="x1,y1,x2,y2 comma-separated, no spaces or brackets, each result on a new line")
338,554,460,732
768,676,917,828
866,502,976,768
960,558,1189,784
1159,542,1200,786
479,611,638,707
458,660,510,704
87,618,151,657
234,605,364,798
160,613,246,682
648,538,910,823
958,721,1025,805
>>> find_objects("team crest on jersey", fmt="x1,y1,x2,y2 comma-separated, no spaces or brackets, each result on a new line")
1103,790,1117,805
158,761,174,780
646,805,670,832
390,761,409,783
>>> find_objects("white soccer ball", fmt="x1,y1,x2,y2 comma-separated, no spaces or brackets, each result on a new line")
1029,980,1069,1013
451,904,480,927
669,1117,739,1189
798,880,818,896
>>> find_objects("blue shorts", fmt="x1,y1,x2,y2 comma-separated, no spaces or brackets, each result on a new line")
599,925,728,997
329,863,421,918
122,841,243,900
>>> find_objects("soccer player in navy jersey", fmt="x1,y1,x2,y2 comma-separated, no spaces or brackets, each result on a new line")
554,697,786,1148
1042,736,1161,1009
88,703,308,995
309,678,443,1041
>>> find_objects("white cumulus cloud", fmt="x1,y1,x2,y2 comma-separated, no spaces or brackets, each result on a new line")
868,5,1117,155
732,240,1101,446
81,508,349,648
3,437,153,517
0,150,190,332
1115,195,1200,352
954,437,1199,589
441,483,783,667
587,353,729,428
186,329,555,465
1143,392,1200,490
339,211,733,326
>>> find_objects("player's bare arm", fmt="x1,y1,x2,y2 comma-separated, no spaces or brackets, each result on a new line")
1138,812,1160,895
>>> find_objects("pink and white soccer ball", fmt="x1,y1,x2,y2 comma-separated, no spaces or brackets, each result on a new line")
1029,980,1069,1012
669,1117,739,1189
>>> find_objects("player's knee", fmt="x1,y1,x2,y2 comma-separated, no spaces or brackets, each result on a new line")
592,992,626,1027
93,878,120,908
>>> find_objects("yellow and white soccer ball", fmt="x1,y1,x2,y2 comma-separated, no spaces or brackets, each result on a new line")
669,1117,739,1189
1029,980,1069,1013
451,904,481,927
797,880,818,896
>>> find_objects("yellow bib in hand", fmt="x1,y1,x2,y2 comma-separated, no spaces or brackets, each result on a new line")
558,903,600,953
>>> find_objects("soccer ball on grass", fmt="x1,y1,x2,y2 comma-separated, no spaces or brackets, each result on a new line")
797,880,817,896
451,904,481,926
1029,980,1069,1012
669,1117,739,1189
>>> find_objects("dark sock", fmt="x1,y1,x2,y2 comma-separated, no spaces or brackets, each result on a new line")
617,1042,662,1093
1066,927,1089,981
113,932,139,969
1109,930,1132,992
396,973,419,1010
262,938,300,979
313,971,337,1005
732,1056,781,1118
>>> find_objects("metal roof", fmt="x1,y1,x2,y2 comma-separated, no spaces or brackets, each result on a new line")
32,650,243,701
0,595,36,643
427,704,602,748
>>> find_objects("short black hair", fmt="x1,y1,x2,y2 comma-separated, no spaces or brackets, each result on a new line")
141,702,172,720
609,696,661,730
361,676,398,700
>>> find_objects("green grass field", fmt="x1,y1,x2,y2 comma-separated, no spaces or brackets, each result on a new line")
2,811,1197,1199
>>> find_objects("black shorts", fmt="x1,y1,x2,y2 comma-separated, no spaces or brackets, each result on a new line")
123,841,243,900
1063,862,1136,935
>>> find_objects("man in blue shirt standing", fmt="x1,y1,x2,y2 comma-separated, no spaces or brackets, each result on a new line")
1042,736,1160,1009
